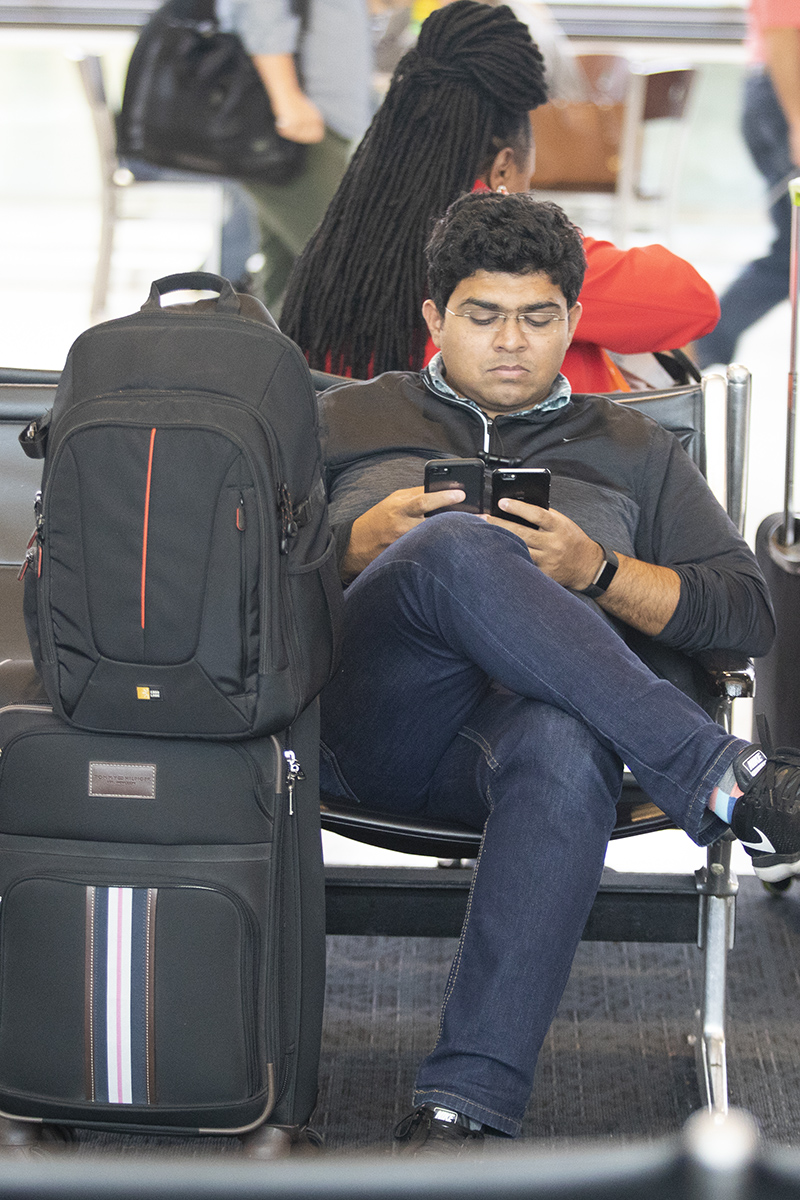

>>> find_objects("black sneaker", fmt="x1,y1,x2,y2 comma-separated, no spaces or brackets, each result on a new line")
394,1105,484,1155
730,728,800,879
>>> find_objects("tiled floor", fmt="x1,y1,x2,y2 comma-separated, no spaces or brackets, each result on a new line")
1,30,792,874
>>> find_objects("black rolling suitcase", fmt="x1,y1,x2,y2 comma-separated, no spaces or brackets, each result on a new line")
756,178,800,747
0,665,325,1140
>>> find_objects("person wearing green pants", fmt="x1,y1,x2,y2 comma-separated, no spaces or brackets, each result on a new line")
245,128,352,314
218,0,372,317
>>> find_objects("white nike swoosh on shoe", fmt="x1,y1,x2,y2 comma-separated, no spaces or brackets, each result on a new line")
738,827,777,854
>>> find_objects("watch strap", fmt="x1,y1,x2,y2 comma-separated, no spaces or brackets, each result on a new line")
579,544,619,600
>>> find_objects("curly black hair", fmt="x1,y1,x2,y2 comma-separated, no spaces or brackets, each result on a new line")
425,191,587,313
279,1,548,378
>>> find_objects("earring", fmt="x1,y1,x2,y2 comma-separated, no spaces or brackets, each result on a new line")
495,184,509,195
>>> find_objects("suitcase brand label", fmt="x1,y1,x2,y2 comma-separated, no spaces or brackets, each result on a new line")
136,687,162,700
89,763,156,799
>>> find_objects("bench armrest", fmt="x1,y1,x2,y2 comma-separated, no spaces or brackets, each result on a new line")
695,650,755,700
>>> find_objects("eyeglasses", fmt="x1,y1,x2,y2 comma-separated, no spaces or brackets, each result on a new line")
445,307,568,333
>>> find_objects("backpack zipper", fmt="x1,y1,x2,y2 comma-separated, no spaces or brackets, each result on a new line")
277,484,298,555
140,428,157,632
17,491,43,582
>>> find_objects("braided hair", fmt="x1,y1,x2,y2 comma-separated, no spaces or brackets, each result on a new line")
279,1,548,378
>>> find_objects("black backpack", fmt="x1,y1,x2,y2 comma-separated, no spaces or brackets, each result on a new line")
19,273,342,739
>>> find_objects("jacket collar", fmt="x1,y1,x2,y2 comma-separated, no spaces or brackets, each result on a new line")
422,351,571,418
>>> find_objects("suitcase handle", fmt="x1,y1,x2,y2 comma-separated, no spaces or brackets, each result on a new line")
142,273,241,315
784,179,800,547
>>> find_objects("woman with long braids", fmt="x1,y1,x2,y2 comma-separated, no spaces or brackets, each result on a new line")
280,0,719,392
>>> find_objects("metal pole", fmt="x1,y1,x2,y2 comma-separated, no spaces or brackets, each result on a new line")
782,178,800,547
725,364,751,536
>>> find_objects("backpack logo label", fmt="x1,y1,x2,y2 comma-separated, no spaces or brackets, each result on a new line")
89,763,156,799
136,687,162,701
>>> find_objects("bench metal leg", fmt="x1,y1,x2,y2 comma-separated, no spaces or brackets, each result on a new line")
694,834,738,1114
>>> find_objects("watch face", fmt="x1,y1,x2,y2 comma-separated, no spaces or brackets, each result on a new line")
580,548,618,598
595,560,617,591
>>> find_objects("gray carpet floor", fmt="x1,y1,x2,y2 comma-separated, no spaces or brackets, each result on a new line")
68,874,800,1157
314,875,800,1153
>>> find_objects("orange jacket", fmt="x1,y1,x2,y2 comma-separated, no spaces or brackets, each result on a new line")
422,234,720,393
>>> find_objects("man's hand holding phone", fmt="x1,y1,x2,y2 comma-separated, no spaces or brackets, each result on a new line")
341,484,467,582
488,500,605,591
484,465,600,588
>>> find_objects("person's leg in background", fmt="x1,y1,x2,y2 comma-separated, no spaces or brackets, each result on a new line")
244,128,350,318
220,182,260,288
696,68,794,368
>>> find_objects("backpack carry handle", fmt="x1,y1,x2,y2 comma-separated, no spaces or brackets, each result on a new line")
143,273,241,314
19,408,52,459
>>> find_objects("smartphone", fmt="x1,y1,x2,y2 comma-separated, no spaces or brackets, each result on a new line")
491,468,551,526
424,458,485,515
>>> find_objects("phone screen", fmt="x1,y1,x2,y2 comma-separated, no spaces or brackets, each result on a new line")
424,459,485,515
491,468,551,526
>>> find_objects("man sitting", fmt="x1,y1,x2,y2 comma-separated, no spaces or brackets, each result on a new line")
317,191,799,1152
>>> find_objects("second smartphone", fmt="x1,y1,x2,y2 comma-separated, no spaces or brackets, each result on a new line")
424,458,485,515
490,468,551,526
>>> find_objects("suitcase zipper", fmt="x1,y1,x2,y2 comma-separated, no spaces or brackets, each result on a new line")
268,735,302,1106
283,750,304,817
239,734,290,1105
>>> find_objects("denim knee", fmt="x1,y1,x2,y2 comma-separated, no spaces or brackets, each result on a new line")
379,512,531,577
458,695,622,833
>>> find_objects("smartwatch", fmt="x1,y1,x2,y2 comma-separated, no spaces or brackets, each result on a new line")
579,544,619,600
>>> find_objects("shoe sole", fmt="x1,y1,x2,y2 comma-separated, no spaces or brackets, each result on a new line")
753,859,800,882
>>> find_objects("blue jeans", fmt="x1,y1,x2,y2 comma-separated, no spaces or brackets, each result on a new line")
696,69,794,367
319,515,742,1135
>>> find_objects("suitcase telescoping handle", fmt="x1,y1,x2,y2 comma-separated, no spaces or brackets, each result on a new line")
783,178,800,549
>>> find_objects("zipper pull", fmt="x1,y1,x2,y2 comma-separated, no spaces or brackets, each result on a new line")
283,749,305,815
236,495,246,531
17,533,37,581
18,492,44,581
278,484,298,555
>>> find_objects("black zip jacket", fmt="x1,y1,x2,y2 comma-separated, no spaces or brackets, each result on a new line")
319,371,775,660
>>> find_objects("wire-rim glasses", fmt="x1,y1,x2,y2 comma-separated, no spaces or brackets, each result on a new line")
445,307,568,333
